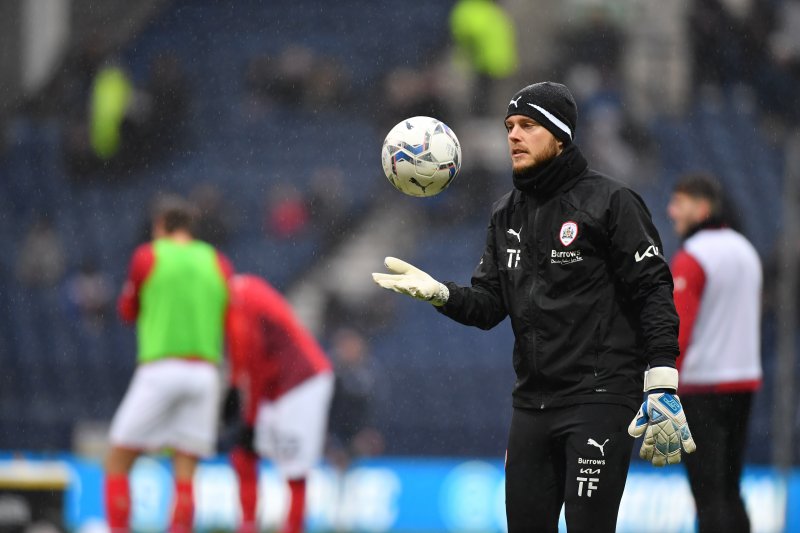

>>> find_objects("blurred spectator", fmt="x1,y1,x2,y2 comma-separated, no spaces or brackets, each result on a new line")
65,52,188,180
326,328,385,470
89,64,133,161
689,0,798,120
307,166,352,246
117,52,189,167
765,0,800,120
562,62,657,189
770,0,800,72
139,51,189,157
449,0,518,115
378,66,449,134
265,183,309,239
690,0,748,87
15,217,66,288
64,60,135,180
270,45,316,106
304,55,352,110
190,182,235,247
116,52,190,170
560,7,622,83
244,54,277,110
582,102,641,187
245,45,350,113
64,260,113,335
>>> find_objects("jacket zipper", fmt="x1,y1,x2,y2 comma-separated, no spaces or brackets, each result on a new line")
527,201,544,408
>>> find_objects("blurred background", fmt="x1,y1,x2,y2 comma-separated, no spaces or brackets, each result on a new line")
0,0,798,531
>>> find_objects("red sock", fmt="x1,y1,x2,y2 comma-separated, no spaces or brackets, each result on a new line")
104,474,130,531
281,478,306,533
231,447,259,526
170,479,194,533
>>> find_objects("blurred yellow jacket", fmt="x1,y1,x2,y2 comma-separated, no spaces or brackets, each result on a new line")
450,0,518,79
90,66,132,160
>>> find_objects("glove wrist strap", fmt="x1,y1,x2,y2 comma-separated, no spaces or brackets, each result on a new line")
431,283,449,307
644,366,679,392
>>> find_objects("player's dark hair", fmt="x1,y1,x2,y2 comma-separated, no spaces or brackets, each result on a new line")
673,173,744,231
152,194,197,234
673,173,724,218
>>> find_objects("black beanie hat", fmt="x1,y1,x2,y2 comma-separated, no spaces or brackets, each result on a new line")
505,82,578,144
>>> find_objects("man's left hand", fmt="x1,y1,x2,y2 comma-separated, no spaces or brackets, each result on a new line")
627,367,697,466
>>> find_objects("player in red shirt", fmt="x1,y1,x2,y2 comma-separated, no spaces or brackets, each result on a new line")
667,174,762,533
226,274,333,533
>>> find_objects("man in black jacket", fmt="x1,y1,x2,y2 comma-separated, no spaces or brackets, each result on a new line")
373,82,696,533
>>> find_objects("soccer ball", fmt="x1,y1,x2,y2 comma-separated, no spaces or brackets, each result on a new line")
381,116,462,197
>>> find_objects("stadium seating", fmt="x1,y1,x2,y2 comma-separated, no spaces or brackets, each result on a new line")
646,90,784,258
0,0,454,451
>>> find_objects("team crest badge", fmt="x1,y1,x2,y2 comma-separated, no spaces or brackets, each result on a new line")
559,221,578,246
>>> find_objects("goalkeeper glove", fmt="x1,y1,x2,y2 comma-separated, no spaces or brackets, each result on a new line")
371,257,449,306
628,366,697,466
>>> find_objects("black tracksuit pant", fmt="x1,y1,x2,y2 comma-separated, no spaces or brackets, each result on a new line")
505,403,636,533
681,392,753,533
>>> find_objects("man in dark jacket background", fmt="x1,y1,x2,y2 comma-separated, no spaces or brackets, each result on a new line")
373,82,695,533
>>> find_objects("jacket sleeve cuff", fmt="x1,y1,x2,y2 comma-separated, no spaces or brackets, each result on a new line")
647,354,677,369
431,283,450,307
435,282,459,314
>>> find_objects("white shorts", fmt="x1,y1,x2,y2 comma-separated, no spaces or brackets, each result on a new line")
254,372,334,479
109,359,221,458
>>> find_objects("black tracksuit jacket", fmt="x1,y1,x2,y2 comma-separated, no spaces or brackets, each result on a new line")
438,156,679,411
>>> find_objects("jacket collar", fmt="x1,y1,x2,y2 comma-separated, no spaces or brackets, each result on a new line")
512,144,588,202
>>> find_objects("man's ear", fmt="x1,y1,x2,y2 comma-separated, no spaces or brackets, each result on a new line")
698,198,713,222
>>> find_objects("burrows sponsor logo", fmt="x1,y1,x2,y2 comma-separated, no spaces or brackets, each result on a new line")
551,249,583,265
578,457,605,466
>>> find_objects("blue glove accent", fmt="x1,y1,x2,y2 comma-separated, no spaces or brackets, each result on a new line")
628,391,697,466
